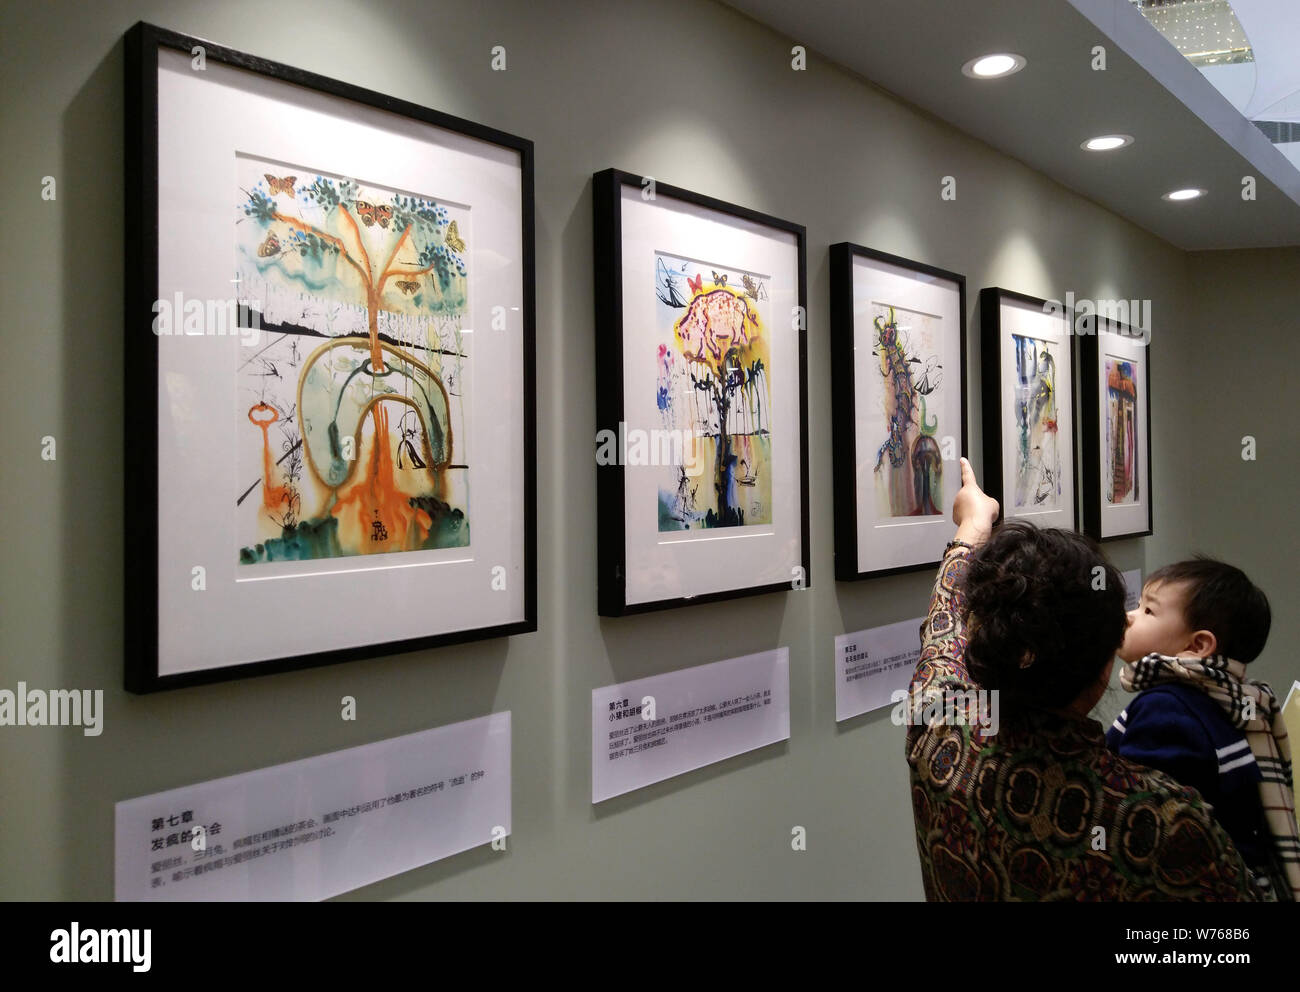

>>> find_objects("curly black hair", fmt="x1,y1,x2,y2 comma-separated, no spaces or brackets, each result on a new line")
963,522,1126,712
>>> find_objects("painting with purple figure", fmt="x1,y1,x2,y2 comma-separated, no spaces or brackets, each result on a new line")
234,156,472,564
1013,333,1061,509
1105,355,1138,504
868,304,944,518
653,253,772,531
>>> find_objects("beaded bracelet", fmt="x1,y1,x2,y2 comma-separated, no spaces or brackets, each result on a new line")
944,539,975,555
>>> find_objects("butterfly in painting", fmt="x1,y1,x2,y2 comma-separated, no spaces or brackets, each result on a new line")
444,220,467,253
741,273,767,301
711,270,728,287
396,279,421,295
687,273,703,295
355,201,393,228
257,233,281,257
265,175,296,196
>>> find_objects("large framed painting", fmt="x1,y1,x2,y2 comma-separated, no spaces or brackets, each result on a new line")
592,169,809,616
125,23,536,691
829,244,967,580
1078,316,1153,540
979,287,1077,530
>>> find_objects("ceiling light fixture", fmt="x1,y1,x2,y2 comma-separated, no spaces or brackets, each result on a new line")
1082,134,1134,151
1162,187,1207,201
961,53,1027,79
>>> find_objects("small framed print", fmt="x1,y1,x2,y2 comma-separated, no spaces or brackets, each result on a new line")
979,287,1078,530
1078,317,1153,540
592,169,809,616
125,23,536,691
829,244,967,580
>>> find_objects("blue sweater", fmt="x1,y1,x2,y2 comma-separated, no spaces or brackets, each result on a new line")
1106,683,1269,868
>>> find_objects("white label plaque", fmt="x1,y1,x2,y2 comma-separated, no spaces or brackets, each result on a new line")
1122,569,1142,611
592,648,790,803
835,617,924,722
115,711,510,901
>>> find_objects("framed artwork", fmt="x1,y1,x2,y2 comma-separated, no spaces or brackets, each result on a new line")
592,169,809,616
829,244,967,580
125,23,536,691
979,287,1078,530
1078,317,1153,540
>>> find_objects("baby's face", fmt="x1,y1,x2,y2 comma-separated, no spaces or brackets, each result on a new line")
1119,579,1195,662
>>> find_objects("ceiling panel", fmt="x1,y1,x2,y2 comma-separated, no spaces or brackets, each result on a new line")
722,0,1300,249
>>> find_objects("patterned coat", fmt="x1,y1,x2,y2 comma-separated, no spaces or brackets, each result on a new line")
905,544,1261,901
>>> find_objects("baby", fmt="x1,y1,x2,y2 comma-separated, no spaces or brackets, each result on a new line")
1107,558,1297,901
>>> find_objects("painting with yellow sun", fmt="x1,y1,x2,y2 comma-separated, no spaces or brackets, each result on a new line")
654,252,773,531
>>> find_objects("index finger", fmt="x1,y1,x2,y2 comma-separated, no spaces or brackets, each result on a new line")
960,456,976,487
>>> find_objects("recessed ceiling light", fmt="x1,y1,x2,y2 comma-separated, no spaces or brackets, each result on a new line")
1082,134,1134,151
1162,187,1207,201
961,53,1027,79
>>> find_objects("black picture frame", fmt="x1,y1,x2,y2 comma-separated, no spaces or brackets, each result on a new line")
592,168,810,616
829,243,968,581
124,22,537,692
979,286,1080,531
1077,315,1154,541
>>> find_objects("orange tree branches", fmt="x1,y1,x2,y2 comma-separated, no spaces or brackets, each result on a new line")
270,211,371,286
335,204,374,280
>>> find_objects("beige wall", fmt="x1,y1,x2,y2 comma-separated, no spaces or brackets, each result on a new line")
1153,248,1299,692
0,0,1289,900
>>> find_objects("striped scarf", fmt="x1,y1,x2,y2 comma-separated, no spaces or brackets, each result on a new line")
1121,652,1299,900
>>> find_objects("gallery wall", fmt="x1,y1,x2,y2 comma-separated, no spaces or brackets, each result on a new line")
1,0,1288,900
1155,248,1299,696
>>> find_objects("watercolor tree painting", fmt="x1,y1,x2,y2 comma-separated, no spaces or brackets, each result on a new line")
870,304,944,517
234,158,472,564
1012,333,1061,508
654,255,772,530
1105,357,1138,503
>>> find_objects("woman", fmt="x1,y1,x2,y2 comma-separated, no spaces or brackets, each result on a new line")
906,458,1262,900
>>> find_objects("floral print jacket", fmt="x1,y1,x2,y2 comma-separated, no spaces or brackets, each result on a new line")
905,543,1260,901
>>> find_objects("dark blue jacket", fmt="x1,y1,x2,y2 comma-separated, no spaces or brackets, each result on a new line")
1107,683,1269,868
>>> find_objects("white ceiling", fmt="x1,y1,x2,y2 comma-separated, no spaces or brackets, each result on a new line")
1225,0,1300,120
722,0,1300,250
